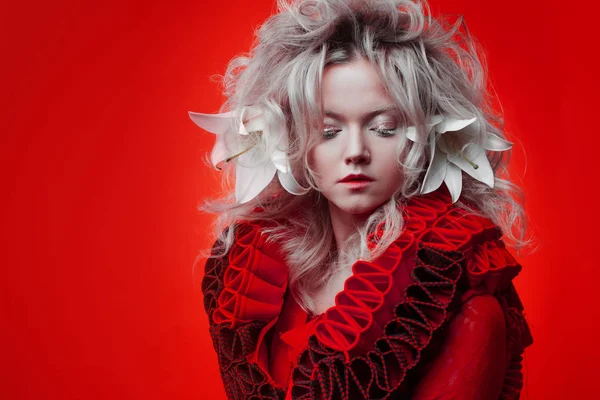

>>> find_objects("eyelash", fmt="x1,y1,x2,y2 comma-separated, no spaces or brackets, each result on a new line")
322,127,398,139
323,128,341,139
373,127,397,137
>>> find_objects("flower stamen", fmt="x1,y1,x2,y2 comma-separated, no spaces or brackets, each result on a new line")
459,151,479,170
216,131,263,171
448,136,479,170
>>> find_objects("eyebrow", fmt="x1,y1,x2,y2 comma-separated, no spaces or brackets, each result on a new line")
323,105,399,122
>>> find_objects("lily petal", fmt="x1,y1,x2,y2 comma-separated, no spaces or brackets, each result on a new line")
271,150,289,173
406,115,444,144
429,115,445,126
421,133,448,194
444,163,463,203
435,116,477,134
277,169,309,196
235,161,277,204
484,132,513,151
188,111,237,135
436,132,459,156
188,111,237,169
270,118,289,153
448,144,495,188
211,135,227,170
405,125,420,142
239,106,265,135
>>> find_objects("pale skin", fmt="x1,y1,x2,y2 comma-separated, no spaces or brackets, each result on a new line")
309,57,405,314
309,57,507,399
310,57,404,257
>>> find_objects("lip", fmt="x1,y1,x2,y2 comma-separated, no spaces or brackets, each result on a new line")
338,174,374,183
340,180,372,189
338,174,374,190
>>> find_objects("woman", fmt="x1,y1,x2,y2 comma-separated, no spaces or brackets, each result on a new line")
190,0,533,398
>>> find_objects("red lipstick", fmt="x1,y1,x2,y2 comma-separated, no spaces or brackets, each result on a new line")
339,174,374,189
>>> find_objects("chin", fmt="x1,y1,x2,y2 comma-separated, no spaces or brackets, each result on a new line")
338,201,383,217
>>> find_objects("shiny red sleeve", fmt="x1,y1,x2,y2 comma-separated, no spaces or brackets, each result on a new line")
411,294,508,400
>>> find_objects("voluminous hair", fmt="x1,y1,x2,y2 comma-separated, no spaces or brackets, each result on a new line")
198,0,534,315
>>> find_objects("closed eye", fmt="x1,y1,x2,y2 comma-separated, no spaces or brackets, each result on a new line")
323,128,341,139
371,127,397,137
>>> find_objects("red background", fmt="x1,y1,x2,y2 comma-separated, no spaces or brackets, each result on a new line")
2,0,598,398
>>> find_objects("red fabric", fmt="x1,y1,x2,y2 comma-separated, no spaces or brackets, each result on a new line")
201,189,533,399
212,221,289,328
410,294,509,399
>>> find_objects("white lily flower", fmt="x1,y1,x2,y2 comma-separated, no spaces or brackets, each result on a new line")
406,115,513,203
188,106,308,204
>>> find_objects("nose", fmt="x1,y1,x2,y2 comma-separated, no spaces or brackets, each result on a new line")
344,127,371,165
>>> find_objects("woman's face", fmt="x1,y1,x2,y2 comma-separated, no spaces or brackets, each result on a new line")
309,57,404,220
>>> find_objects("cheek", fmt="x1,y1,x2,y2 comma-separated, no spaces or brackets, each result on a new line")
307,148,325,187
379,147,404,185
308,146,330,175
391,169,404,189
391,166,406,192
375,146,400,169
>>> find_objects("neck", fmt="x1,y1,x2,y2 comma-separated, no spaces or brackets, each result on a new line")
328,204,370,254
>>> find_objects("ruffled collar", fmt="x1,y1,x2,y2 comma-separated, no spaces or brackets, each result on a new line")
206,187,531,398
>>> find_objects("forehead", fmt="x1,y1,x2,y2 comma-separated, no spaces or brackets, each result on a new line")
322,57,395,117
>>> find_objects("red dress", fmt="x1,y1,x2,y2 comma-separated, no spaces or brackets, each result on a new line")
201,189,533,399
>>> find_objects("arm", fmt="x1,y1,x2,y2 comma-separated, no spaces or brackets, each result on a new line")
412,294,507,400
